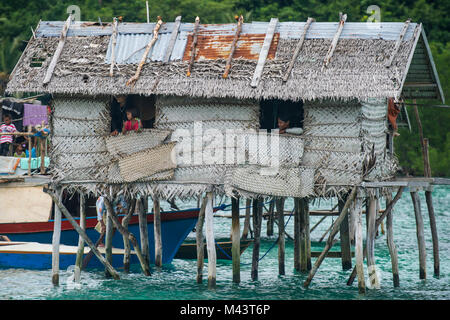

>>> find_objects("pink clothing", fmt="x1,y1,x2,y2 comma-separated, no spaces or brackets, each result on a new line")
0,123,16,144
124,119,140,132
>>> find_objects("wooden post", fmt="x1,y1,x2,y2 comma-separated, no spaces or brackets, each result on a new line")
339,194,352,270
138,197,150,269
322,13,347,70
109,17,118,77
186,16,200,77
51,188,62,286
105,200,114,277
40,138,45,174
425,190,439,277
276,198,285,275
74,193,86,283
45,189,120,280
223,15,243,78
153,196,162,267
353,195,365,294
386,193,400,287
366,194,380,289
27,125,32,176
267,200,274,236
294,198,300,271
196,196,208,284
242,199,251,239
303,187,357,288
410,191,427,279
231,196,240,283
251,199,263,281
122,198,136,273
205,192,216,288
299,198,311,272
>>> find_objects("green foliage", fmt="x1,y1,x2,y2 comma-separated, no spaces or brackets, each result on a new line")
0,0,448,176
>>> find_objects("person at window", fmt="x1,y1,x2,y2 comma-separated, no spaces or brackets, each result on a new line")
122,108,142,134
387,97,401,137
276,113,303,135
110,95,128,136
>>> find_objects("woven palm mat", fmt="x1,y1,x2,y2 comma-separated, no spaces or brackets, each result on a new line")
224,165,315,198
117,142,177,183
105,129,172,160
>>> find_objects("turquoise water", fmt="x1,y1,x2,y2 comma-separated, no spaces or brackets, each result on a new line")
0,186,448,300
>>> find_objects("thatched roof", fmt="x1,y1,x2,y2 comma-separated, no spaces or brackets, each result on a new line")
6,18,444,102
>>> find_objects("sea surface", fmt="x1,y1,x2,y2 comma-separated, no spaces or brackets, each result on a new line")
0,186,448,300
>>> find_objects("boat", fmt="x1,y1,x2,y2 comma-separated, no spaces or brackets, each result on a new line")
174,238,253,260
0,241,139,270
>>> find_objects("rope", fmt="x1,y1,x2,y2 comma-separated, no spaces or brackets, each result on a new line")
214,206,295,265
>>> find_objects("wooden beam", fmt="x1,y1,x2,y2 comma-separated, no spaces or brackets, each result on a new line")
231,196,240,283
51,188,62,286
282,17,314,82
105,199,114,277
163,16,182,63
74,193,85,283
250,17,279,88
241,199,252,239
251,199,263,281
186,16,200,77
353,195,365,294
411,191,427,279
43,15,72,85
153,196,162,267
223,15,243,79
339,195,352,270
299,198,311,272
385,19,411,68
204,192,216,288
196,195,208,284
122,199,136,273
109,17,118,77
322,13,346,71
385,193,400,287
138,197,150,269
276,198,285,275
366,196,380,289
126,17,163,87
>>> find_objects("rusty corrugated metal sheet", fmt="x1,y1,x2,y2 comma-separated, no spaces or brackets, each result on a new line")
182,33,280,61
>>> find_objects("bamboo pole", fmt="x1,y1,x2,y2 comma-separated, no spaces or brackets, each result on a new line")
45,189,120,280
353,195,365,294
231,196,240,283
251,199,263,281
366,195,380,289
276,198,285,275
138,197,150,270
74,193,86,283
153,196,162,267
196,195,208,284
103,198,151,276
204,192,216,288
242,199,251,239
410,191,427,279
385,193,400,287
303,187,357,288
339,195,352,270
122,199,136,273
299,198,311,272
51,188,62,286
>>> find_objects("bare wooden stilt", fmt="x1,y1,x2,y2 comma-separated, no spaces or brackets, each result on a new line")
294,198,300,271
299,198,311,272
276,198,285,275
122,198,136,273
267,200,274,236
425,190,439,277
51,188,62,286
353,195,365,294
205,192,216,288
251,199,263,281
137,198,150,269
386,193,400,287
366,195,380,289
27,126,32,176
231,196,240,283
410,191,427,279
153,197,162,267
303,187,357,288
44,188,120,280
74,192,86,283
196,196,208,284
339,194,352,270
103,198,150,276
105,201,114,277
242,199,251,239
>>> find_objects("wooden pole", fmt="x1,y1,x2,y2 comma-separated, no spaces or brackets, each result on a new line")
303,187,357,288
51,188,62,286
153,196,162,267
196,195,208,284
27,126,32,176
44,189,120,280
366,195,380,289
146,1,150,23
251,199,262,281
339,194,352,270
105,200,114,277
410,191,427,279
267,200,274,236
242,199,251,239
294,198,300,271
103,198,151,276
425,190,439,277
205,192,216,288
40,138,45,174
109,17,118,77
276,198,285,275
122,198,136,273
299,198,311,272
223,15,243,78
385,193,400,287
353,195,365,294
186,16,200,77
137,197,150,269
74,193,86,283
231,196,240,283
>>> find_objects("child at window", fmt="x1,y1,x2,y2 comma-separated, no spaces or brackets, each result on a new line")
122,108,142,134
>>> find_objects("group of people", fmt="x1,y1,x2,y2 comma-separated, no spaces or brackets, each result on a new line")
110,95,142,136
